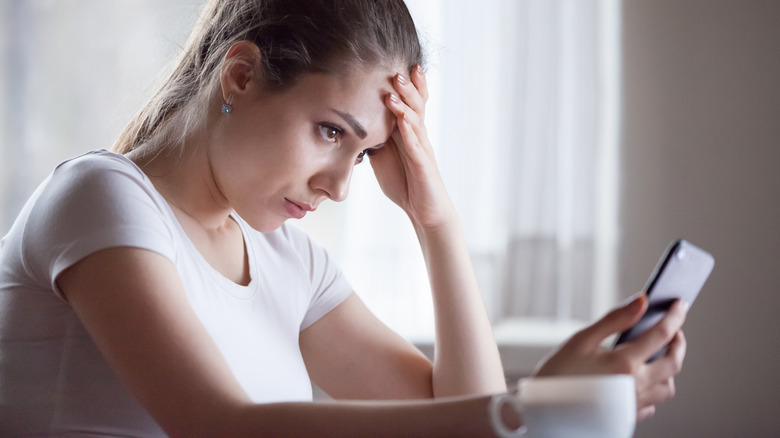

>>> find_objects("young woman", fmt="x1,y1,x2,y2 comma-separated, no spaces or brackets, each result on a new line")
0,0,687,435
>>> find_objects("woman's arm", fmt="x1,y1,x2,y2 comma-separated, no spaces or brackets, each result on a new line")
368,65,688,414
58,246,507,437
368,66,506,397
300,292,435,400
60,246,683,435
412,218,508,396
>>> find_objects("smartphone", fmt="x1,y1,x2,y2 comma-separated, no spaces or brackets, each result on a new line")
614,239,714,361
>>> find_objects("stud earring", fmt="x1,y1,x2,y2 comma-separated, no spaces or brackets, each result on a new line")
221,94,234,114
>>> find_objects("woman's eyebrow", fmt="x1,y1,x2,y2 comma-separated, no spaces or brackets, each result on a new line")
332,110,367,139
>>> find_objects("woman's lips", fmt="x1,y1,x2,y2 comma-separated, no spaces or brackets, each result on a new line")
284,198,313,219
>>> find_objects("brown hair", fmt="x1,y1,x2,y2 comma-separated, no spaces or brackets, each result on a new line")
112,0,424,155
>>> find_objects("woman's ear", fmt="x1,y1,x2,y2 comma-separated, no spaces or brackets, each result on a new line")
220,40,263,102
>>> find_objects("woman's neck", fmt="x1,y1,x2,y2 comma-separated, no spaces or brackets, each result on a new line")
127,142,234,232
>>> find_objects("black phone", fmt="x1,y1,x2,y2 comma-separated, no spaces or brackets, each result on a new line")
614,239,714,361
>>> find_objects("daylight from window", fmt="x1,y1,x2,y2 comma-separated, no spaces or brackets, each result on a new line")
0,0,621,344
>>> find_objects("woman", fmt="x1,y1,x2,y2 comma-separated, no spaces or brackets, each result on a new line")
0,0,687,435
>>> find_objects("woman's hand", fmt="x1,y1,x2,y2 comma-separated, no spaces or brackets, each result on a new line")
367,67,507,397
369,66,456,231
534,295,689,421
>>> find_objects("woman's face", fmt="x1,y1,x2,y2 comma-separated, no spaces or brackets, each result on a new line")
209,66,397,232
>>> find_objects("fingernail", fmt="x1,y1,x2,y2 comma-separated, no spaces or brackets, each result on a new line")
626,291,645,303
629,295,646,310
679,300,690,313
396,74,406,85
389,93,398,103
416,64,424,75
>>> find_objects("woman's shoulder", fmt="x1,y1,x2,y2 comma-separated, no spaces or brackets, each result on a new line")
16,149,177,287
53,149,147,181
41,149,164,211
21,149,173,241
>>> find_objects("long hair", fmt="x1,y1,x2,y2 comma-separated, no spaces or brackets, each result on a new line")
112,0,424,155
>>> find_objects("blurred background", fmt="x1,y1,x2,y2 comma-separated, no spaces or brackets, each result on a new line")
1,1,779,436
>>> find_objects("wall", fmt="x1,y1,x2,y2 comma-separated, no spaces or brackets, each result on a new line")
0,0,197,231
620,1,780,436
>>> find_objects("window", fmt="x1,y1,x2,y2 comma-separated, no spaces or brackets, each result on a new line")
300,0,623,351
0,1,622,362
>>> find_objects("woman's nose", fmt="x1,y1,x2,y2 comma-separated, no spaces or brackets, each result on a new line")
311,161,353,202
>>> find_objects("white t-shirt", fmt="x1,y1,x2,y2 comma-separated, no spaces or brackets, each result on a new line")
0,150,353,436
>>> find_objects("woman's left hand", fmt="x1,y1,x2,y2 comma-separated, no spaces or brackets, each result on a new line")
533,295,689,421
369,66,456,231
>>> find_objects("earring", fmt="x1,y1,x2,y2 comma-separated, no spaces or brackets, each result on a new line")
221,94,234,114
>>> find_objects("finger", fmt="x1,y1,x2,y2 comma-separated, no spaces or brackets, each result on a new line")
381,108,418,176
386,93,430,159
574,295,647,348
643,330,687,387
666,330,687,372
391,113,427,166
394,72,425,119
638,377,676,408
410,64,429,103
386,92,419,126
624,300,688,361
637,405,656,421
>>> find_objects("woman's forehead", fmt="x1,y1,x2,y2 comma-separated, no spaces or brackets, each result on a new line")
298,67,397,101
291,69,398,136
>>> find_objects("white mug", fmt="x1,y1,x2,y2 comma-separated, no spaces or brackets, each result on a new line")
488,374,636,438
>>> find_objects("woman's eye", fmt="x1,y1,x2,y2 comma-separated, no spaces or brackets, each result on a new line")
355,149,375,165
355,150,367,165
318,124,342,143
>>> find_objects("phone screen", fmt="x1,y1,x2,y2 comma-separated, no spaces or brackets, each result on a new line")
613,239,714,361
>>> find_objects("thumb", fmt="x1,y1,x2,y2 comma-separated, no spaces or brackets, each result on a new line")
579,294,648,346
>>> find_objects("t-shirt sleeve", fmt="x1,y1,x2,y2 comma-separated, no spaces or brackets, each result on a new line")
284,225,353,331
21,152,176,299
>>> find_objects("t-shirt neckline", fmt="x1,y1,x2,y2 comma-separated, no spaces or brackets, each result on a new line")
106,149,259,299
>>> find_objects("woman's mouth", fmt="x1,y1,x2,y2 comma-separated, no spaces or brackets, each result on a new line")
284,198,313,219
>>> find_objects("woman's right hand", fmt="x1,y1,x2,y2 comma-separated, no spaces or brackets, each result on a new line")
369,66,459,233
533,295,688,420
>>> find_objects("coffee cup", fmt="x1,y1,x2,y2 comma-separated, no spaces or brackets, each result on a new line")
488,374,636,438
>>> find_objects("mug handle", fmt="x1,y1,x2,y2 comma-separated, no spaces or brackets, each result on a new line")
488,394,527,438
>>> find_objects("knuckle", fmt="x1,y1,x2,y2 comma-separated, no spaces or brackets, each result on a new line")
667,379,676,399
567,329,591,348
673,357,684,374
657,322,676,340
655,378,676,403
604,353,635,375
638,405,656,421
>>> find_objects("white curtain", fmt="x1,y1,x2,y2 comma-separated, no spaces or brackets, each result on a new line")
304,0,623,341
0,0,621,343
